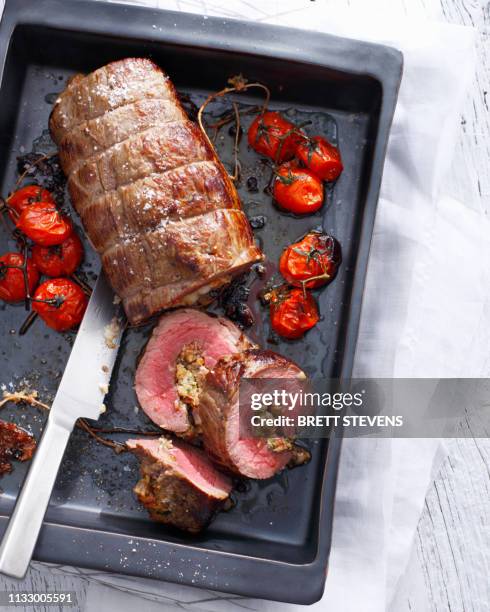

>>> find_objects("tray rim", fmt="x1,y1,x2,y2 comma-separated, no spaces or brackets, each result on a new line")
0,0,402,604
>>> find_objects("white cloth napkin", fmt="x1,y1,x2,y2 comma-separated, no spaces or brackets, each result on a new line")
30,1,487,610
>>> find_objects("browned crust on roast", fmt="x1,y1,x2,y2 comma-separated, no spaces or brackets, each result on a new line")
49,58,174,143
79,161,240,251
198,363,242,473
205,350,306,395
131,445,226,533
101,209,259,295
122,249,261,324
51,58,263,324
58,98,186,175
67,122,215,203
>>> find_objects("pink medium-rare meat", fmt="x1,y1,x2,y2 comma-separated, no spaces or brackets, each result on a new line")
50,58,263,324
135,309,254,436
199,350,309,480
127,436,232,533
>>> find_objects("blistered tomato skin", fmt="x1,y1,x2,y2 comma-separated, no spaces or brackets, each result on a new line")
17,201,73,247
273,164,324,215
296,136,343,182
32,233,84,277
270,287,319,340
279,232,341,289
32,278,88,332
0,253,39,303
248,112,301,163
7,185,55,223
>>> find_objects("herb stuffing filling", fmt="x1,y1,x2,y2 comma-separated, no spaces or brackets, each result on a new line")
175,342,207,424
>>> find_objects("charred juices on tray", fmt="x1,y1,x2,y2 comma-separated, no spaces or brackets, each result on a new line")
0,420,36,476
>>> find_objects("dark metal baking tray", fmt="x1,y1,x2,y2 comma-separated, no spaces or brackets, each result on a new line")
0,0,402,604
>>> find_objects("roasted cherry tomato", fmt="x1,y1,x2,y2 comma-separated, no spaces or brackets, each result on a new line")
279,231,341,289
273,163,324,214
17,201,72,247
0,252,39,303
32,278,88,331
7,185,55,223
248,112,301,163
32,233,84,277
296,136,343,182
269,286,319,339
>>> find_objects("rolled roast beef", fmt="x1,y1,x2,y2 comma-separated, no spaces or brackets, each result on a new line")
199,350,310,479
127,436,232,533
50,58,263,324
135,308,254,436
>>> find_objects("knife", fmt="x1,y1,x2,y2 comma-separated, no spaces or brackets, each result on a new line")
0,271,124,578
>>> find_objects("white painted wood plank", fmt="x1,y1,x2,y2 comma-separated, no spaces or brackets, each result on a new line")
407,0,490,611
391,542,431,612
438,0,490,215
413,437,490,612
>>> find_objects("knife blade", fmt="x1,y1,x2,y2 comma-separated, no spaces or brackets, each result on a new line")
0,271,125,578
52,270,124,423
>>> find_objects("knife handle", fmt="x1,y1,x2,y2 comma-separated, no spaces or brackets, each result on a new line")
0,415,74,578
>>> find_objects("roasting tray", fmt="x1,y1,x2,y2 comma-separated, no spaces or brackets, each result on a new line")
0,0,402,604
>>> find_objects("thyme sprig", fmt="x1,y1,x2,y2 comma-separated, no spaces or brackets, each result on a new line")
197,75,271,182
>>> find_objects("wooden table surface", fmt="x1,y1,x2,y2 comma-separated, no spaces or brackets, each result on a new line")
0,0,488,610
391,1,490,610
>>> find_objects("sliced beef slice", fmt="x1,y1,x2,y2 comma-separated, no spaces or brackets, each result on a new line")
135,309,254,436
127,436,232,533
199,350,308,479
